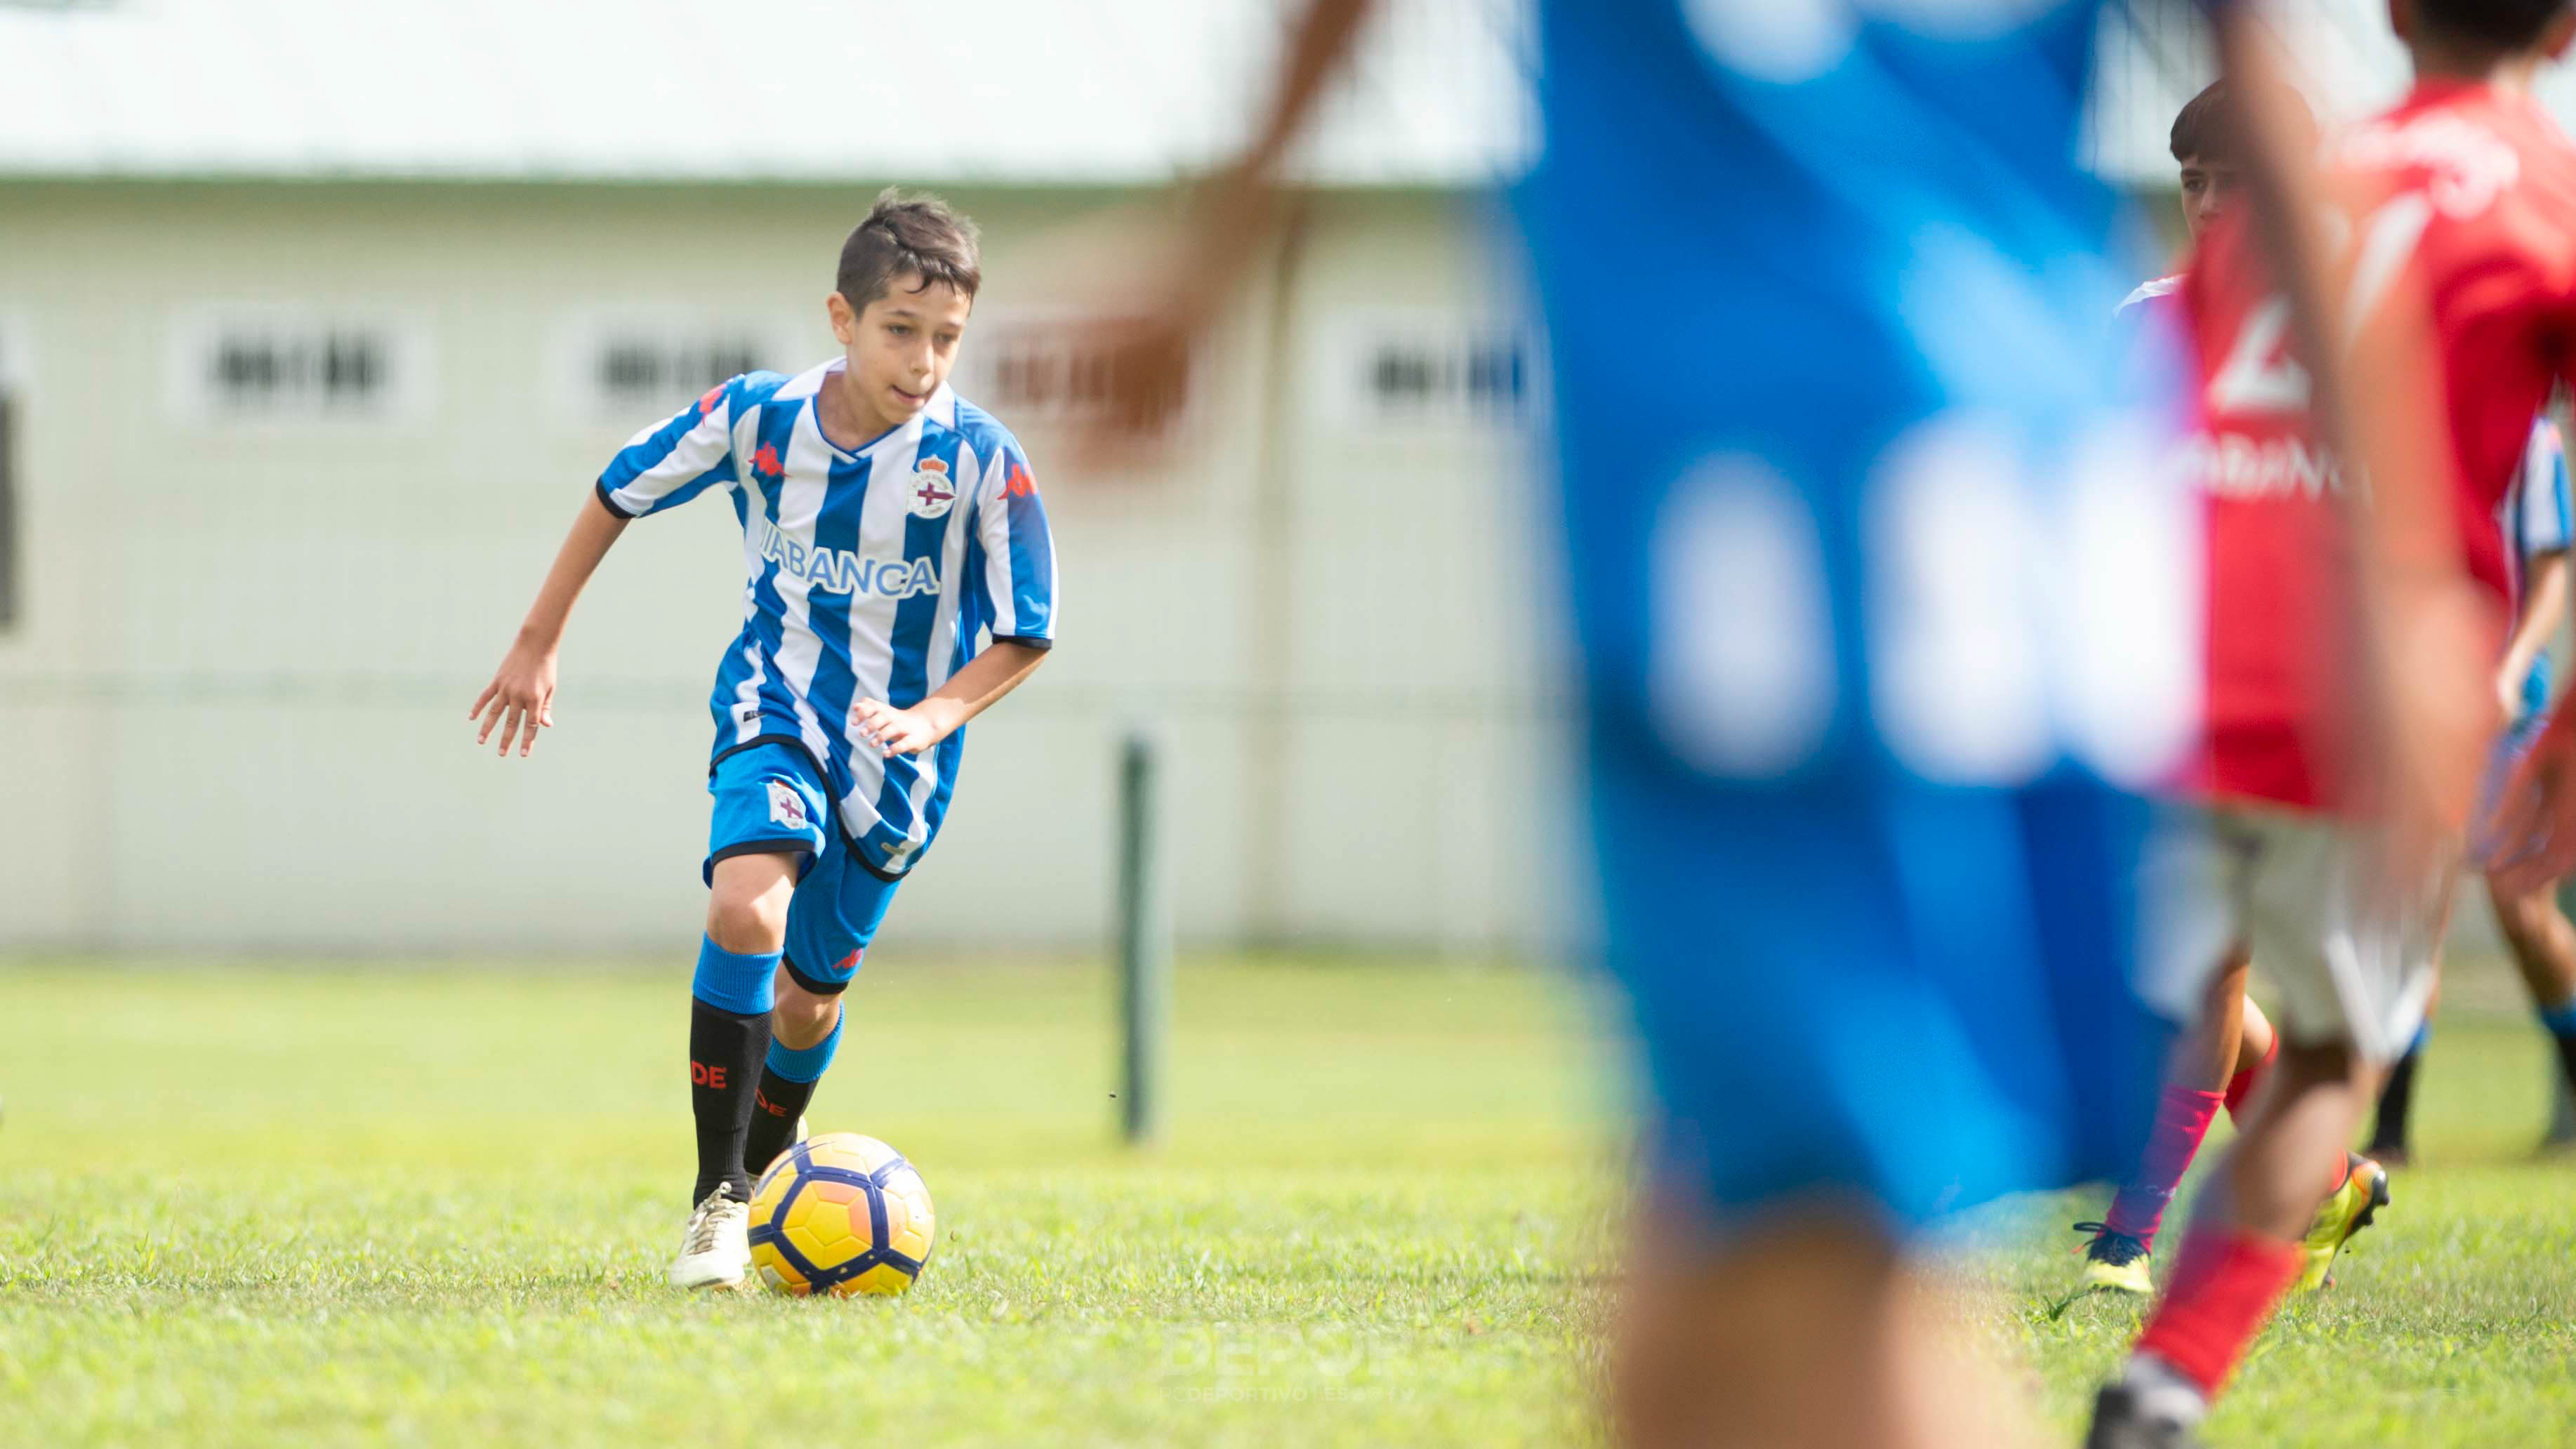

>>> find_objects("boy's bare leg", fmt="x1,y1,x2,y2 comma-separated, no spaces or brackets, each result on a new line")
2174,951,2252,1093
2079,952,2271,1292
2488,875,2576,1142
2234,997,2276,1082
1615,1194,2037,1449
2104,1042,2378,1430
2212,1043,2376,1240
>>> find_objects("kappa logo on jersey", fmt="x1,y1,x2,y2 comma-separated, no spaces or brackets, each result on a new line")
766,779,810,831
833,948,862,974
697,382,727,416
1000,459,1039,502
751,443,786,482
909,457,958,520
751,517,940,598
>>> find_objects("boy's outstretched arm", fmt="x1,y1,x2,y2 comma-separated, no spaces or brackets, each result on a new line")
470,498,630,757
852,640,1048,757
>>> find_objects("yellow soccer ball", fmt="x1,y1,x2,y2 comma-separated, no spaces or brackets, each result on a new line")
746,1131,937,1297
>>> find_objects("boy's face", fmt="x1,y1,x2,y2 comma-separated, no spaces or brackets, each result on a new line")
828,272,973,432
2177,154,2240,246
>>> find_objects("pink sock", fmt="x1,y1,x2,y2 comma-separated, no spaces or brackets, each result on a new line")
2103,1086,2224,1248
2223,1036,2277,1123
2134,1227,2304,1396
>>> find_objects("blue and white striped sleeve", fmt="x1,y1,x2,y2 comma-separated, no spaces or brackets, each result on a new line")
594,378,741,520
2522,420,2572,560
972,442,1057,648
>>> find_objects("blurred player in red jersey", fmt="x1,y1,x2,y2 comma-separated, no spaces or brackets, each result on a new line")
2070,81,2306,1306
2091,3,2576,1445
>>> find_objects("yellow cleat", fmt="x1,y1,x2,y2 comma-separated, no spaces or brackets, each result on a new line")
2295,1153,2390,1292
2073,1222,2154,1297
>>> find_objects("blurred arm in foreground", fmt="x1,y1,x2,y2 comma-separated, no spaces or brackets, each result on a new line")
1078,0,1374,455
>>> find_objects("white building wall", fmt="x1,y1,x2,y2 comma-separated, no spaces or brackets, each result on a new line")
0,182,1564,955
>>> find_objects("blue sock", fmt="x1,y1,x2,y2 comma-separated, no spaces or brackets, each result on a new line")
2538,996,2576,1040
693,936,780,1015
767,1014,844,1083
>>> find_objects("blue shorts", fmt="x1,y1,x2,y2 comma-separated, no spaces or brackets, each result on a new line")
705,742,901,994
1589,741,2169,1233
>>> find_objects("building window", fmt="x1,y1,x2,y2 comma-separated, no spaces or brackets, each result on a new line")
211,329,388,411
1316,312,1542,428
550,316,794,422
1367,334,1527,416
168,310,425,423
593,336,766,414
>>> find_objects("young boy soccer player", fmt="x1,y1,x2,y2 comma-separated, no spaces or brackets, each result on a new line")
2074,81,2320,1304
468,192,1057,1290
2091,4,2576,1443
2370,415,2576,1160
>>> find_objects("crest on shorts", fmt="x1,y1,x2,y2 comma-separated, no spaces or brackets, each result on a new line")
766,780,809,831
906,457,958,520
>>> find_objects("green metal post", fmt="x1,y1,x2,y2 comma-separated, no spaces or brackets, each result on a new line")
1118,732,1169,1144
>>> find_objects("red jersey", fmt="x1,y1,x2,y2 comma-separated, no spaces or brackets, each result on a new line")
2185,79,2568,812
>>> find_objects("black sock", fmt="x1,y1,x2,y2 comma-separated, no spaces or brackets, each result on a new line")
2370,1046,2422,1155
689,998,773,1203
2549,1032,2576,1135
744,1067,822,1181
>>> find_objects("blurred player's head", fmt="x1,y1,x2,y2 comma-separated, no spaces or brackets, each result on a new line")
826,189,983,432
2391,0,2576,56
2169,81,2317,246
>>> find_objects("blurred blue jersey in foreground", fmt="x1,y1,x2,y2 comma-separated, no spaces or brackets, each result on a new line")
1517,0,2200,1228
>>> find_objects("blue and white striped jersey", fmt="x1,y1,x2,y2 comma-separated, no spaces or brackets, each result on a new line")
596,359,1057,876
2506,417,2572,603
2502,416,2571,717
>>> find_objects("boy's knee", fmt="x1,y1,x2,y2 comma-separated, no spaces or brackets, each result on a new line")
2493,885,2558,946
707,894,786,953
706,859,795,953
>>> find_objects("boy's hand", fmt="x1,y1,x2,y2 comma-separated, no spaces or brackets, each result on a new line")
851,699,949,757
470,642,559,758
2497,661,2529,726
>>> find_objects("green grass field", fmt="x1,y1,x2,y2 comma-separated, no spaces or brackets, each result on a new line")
2,955,2570,1447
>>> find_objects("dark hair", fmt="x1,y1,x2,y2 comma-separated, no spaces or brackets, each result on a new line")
835,188,982,310
2169,79,2318,166
2415,0,2570,48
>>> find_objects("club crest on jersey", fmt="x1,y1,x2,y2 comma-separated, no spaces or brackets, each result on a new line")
766,780,810,832
908,457,958,520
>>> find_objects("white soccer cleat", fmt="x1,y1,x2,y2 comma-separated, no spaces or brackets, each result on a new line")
668,1189,752,1290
